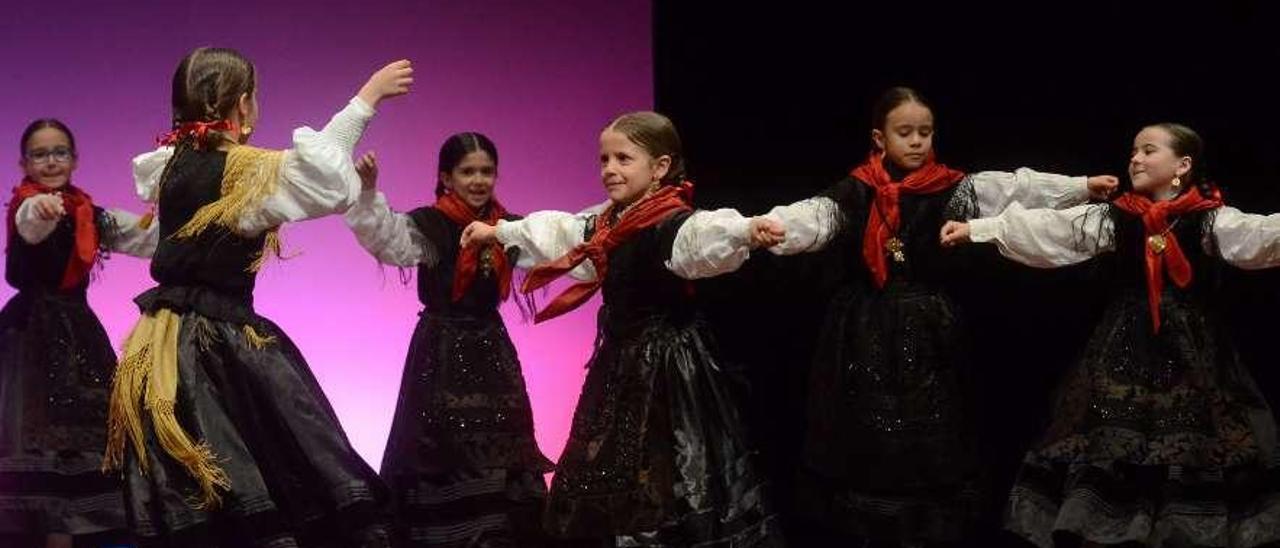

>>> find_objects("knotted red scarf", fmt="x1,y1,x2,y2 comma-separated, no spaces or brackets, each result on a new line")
850,152,965,287
521,182,694,323
7,178,98,290
435,192,512,302
1112,186,1223,332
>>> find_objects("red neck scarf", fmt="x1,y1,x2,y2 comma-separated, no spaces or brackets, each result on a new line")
850,151,965,288
435,192,512,303
1111,186,1223,332
6,179,98,290
521,182,694,323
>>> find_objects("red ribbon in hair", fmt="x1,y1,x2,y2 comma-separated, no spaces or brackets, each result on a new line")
1111,186,1223,332
6,179,98,290
156,120,238,147
521,182,694,323
434,192,513,303
850,151,965,288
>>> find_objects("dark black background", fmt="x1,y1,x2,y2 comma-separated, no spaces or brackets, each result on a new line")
653,2,1280,545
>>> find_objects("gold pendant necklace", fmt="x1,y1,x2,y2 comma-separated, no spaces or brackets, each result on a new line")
886,237,906,263
1146,218,1180,255
1147,234,1168,254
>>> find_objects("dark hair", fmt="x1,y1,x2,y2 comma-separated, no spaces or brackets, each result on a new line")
604,111,686,185
435,132,499,198
1144,122,1211,195
170,47,256,149
20,118,76,157
156,48,256,190
871,86,932,132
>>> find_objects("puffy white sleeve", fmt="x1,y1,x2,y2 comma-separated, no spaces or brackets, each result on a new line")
235,97,375,236
131,146,174,203
344,190,434,267
666,208,753,279
968,168,1091,216
12,194,62,244
495,202,605,281
967,202,1113,268
12,198,156,258
762,196,842,255
1211,206,1280,270
102,209,158,258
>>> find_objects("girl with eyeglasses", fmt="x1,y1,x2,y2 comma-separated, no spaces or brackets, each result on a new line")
0,118,157,548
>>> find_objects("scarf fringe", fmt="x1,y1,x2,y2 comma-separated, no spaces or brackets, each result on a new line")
172,145,286,272
103,309,233,509
243,324,277,349
148,399,231,509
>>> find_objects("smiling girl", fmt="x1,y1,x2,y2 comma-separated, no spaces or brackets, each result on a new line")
0,118,156,548
941,123,1280,547
462,111,786,547
345,133,555,547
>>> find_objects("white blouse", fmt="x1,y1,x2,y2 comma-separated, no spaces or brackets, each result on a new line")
968,202,1280,270
763,168,1091,255
494,202,608,281
483,169,1090,281
344,189,435,268
12,194,158,258
485,201,752,281
131,96,375,238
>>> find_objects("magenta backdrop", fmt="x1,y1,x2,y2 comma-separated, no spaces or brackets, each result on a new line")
0,0,651,468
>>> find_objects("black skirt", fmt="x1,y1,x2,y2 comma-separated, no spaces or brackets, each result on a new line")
1005,290,1280,548
0,290,128,537
379,312,554,547
120,288,392,548
798,282,984,543
544,313,783,547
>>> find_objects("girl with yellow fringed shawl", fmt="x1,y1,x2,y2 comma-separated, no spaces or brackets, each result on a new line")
104,46,412,547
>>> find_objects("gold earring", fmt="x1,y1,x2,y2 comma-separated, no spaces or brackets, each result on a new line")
1170,176,1181,191
242,125,253,136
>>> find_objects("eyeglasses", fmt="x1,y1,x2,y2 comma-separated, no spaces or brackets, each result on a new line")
24,147,76,164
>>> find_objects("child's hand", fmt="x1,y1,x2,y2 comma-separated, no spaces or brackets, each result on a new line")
460,221,498,248
32,194,66,221
356,152,378,191
939,220,971,247
747,216,786,248
358,60,414,108
1087,175,1119,200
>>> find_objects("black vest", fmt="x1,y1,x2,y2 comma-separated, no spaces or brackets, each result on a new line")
406,206,519,318
822,175,965,288
148,151,266,305
5,205,109,295
592,209,696,332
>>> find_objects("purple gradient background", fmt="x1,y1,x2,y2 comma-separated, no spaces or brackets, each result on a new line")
0,0,650,468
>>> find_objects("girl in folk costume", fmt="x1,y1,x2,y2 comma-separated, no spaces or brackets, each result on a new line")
0,119,156,548
941,123,1280,547
344,133,554,547
103,47,412,547
755,87,1118,546
461,111,788,547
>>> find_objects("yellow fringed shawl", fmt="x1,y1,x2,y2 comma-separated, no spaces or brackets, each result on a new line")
103,144,286,508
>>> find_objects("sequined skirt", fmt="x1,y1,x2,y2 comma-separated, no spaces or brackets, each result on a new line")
1006,290,1280,548
121,301,392,547
0,291,127,536
545,315,783,547
798,283,983,543
380,312,552,476
379,312,553,546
